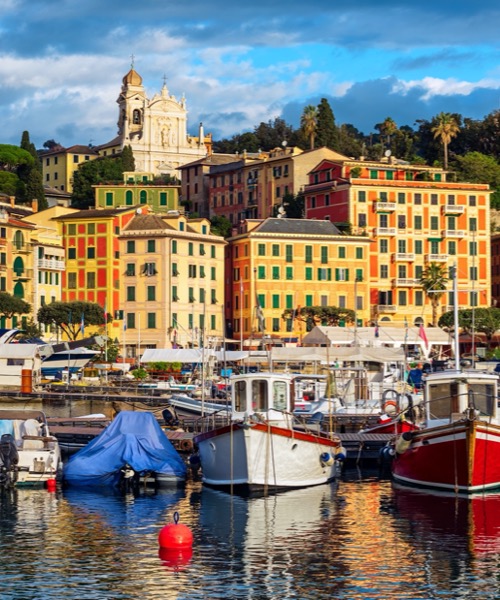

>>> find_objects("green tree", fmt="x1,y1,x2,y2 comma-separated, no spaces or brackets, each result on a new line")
431,112,460,169
315,98,339,150
375,117,398,151
0,144,34,172
254,118,294,151
121,144,135,172
71,156,124,209
282,305,355,329
439,307,500,352
279,192,304,219
209,215,232,238
0,171,19,196
454,152,500,188
0,292,31,321
300,105,318,150
37,301,110,341
419,262,449,326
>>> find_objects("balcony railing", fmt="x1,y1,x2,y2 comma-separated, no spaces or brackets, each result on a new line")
442,230,465,238
37,259,65,270
375,227,396,236
393,278,418,287
428,254,448,262
393,253,415,261
443,205,465,215
13,243,31,253
374,201,396,212
378,304,397,313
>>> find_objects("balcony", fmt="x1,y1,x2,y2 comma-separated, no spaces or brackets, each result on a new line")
393,253,415,261
14,269,33,280
37,258,65,270
442,230,465,238
393,278,418,287
13,243,31,254
427,254,448,262
378,304,397,313
443,205,465,215
375,227,396,236
374,201,396,212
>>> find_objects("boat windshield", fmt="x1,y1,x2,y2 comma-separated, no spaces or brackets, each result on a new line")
234,380,247,412
469,383,495,417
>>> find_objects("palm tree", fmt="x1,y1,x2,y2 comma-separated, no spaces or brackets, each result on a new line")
419,262,449,326
301,105,318,150
377,117,398,149
431,112,460,170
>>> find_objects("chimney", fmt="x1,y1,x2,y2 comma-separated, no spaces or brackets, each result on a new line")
32,199,38,213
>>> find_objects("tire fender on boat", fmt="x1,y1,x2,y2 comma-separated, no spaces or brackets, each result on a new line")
179,439,193,453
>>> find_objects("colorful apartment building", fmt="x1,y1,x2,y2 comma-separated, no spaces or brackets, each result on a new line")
206,147,348,225
42,145,99,194
119,210,226,357
94,172,180,213
304,155,491,326
227,218,372,344
52,206,139,343
178,153,241,218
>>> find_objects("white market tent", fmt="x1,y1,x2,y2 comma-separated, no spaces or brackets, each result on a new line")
140,348,250,364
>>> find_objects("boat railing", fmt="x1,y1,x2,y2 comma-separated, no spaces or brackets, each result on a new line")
183,409,232,435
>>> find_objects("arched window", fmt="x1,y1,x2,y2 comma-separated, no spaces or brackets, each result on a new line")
126,190,134,205
13,282,24,299
140,190,147,204
13,256,24,276
13,230,24,250
133,109,141,125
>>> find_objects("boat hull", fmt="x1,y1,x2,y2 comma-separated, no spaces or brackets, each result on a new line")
194,423,340,490
392,419,500,493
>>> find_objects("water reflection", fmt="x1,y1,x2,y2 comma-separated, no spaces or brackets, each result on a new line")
1,478,500,598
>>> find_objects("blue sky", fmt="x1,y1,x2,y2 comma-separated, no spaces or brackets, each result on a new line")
0,0,499,149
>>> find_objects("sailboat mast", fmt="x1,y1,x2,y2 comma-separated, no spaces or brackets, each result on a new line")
452,264,460,371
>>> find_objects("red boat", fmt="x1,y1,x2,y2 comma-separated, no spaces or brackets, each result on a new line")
391,369,500,494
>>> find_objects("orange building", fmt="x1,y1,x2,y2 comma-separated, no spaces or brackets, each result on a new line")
304,156,491,326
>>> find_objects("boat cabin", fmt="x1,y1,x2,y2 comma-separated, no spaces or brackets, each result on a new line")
231,372,294,424
424,370,498,427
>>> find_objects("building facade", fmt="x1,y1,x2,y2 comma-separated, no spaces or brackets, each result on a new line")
119,210,226,356
227,218,372,344
42,145,98,194
304,156,491,326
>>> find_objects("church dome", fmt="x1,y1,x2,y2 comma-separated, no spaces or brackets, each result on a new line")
122,68,143,86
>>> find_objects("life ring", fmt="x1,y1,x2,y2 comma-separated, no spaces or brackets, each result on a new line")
382,389,400,415
179,439,193,452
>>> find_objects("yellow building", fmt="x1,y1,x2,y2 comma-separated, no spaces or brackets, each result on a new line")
42,145,99,194
22,206,73,337
119,210,227,357
228,218,372,344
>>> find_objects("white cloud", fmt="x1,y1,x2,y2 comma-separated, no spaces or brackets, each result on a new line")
393,76,500,100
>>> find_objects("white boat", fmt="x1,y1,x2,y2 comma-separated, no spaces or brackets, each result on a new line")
0,409,62,487
41,347,99,378
193,371,344,493
168,393,230,415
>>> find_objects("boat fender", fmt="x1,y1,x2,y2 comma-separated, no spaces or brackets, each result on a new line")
395,431,413,454
320,452,334,467
335,446,347,462
379,445,395,463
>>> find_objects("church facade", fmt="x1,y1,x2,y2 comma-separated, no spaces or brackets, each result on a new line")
115,66,211,177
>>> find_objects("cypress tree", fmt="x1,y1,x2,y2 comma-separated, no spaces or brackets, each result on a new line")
121,144,135,172
315,98,339,150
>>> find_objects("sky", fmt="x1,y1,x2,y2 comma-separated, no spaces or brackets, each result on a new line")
1,0,499,150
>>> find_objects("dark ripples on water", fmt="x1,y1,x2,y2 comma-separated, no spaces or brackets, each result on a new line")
1,471,500,600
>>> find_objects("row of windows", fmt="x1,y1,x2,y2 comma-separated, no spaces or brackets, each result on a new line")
255,244,364,262
125,240,214,256
379,239,477,255
378,290,479,307
358,190,476,205
367,214,477,230
253,293,363,312
45,154,90,167
249,266,362,282
104,190,170,206
379,265,480,280
125,312,217,331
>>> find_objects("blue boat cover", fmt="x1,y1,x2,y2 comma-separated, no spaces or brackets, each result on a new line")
63,411,187,487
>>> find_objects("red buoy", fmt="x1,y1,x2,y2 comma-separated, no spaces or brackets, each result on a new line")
158,511,193,549
46,478,57,492
159,546,193,571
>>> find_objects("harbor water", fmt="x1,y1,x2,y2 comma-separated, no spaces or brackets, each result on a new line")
1,397,500,599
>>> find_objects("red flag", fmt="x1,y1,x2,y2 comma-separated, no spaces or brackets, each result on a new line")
419,324,429,349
